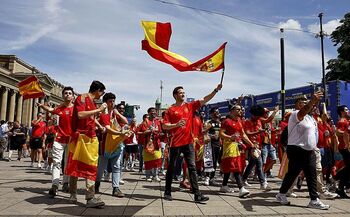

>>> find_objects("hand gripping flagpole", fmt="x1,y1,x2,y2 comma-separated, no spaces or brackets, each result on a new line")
220,67,225,85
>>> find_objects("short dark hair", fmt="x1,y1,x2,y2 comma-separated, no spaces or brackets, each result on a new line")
162,111,166,118
116,103,125,109
88,80,105,93
337,105,348,116
102,92,116,103
229,104,241,111
209,107,219,114
142,114,149,119
172,86,183,98
0,120,5,125
62,86,74,96
147,107,156,114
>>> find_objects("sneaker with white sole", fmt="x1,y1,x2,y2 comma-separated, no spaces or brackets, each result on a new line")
276,193,290,205
286,191,298,198
37,163,42,168
153,176,161,182
260,182,271,191
319,191,338,200
209,178,218,186
204,177,210,186
119,179,125,185
220,185,234,193
307,198,330,210
239,187,250,198
243,180,252,187
146,177,152,182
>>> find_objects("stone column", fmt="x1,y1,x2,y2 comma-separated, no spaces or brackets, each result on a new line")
16,94,23,123
8,90,16,122
39,98,45,113
33,98,38,120
0,87,8,121
22,98,33,126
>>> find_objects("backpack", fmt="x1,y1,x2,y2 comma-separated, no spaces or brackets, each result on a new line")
280,127,288,147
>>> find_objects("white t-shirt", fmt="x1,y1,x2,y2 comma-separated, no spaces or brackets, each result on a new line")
287,110,318,151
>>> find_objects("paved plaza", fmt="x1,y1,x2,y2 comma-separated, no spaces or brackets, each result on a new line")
1,154,350,216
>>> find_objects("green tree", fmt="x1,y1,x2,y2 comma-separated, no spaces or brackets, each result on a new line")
326,12,350,81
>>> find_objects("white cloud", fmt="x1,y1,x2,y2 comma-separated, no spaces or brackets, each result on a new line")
278,19,302,30
307,19,341,35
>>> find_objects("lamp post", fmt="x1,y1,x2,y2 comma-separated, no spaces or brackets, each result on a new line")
280,28,286,118
318,12,327,105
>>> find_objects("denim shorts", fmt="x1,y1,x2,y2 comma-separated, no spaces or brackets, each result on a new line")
261,143,277,164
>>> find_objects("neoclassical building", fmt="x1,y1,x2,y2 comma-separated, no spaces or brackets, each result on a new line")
0,55,66,126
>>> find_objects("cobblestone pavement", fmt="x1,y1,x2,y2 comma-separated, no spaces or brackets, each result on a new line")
1,153,350,216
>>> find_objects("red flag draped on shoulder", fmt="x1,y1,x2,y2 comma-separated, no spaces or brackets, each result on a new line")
141,21,227,72
18,75,45,100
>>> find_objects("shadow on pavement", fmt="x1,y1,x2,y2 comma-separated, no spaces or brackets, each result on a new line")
239,198,305,211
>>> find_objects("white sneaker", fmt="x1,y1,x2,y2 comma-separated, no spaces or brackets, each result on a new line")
260,182,271,191
242,180,252,187
239,187,250,198
319,191,338,200
146,177,152,182
286,191,298,198
276,193,290,205
220,185,234,193
204,177,210,186
119,179,125,185
307,198,330,210
37,163,42,168
153,176,161,182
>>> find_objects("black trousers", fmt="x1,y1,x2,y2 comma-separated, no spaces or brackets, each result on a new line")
207,145,221,179
165,144,199,195
279,145,318,200
223,172,243,189
336,149,350,191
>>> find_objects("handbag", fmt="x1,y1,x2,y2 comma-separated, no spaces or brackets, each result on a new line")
251,147,261,159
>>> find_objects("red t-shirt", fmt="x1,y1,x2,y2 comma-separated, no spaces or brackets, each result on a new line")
124,124,137,145
164,101,201,147
317,121,332,148
98,112,113,154
71,95,97,138
244,118,262,147
137,121,149,145
192,116,204,144
221,118,244,142
52,105,73,143
337,118,349,150
31,121,46,138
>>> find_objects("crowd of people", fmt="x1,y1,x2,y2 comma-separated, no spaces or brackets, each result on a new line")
0,80,350,210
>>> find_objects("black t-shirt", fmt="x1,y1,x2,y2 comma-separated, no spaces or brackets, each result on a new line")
10,126,27,145
207,119,221,147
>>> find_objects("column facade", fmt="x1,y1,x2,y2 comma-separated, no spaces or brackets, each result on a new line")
0,87,8,121
8,90,16,122
16,94,23,123
33,98,38,120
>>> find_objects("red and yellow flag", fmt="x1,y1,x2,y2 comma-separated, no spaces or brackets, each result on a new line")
18,75,45,100
141,21,227,72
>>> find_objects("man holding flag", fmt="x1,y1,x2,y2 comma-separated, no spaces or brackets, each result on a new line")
162,83,222,202
65,80,107,208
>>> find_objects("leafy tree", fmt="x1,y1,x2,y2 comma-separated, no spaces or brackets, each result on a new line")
326,12,350,81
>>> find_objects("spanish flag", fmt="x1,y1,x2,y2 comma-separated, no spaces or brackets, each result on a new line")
18,76,45,100
141,21,227,72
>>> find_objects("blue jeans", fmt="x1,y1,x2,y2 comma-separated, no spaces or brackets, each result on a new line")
97,146,124,188
138,144,144,172
261,143,277,164
242,149,265,184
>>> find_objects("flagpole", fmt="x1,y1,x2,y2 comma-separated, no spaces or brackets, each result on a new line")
220,68,225,85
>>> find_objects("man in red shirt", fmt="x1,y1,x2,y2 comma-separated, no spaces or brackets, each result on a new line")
65,80,107,208
30,112,46,168
37,86,74,197
162,83,222,202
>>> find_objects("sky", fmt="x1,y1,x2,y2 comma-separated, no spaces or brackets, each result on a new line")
0,0,348,120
